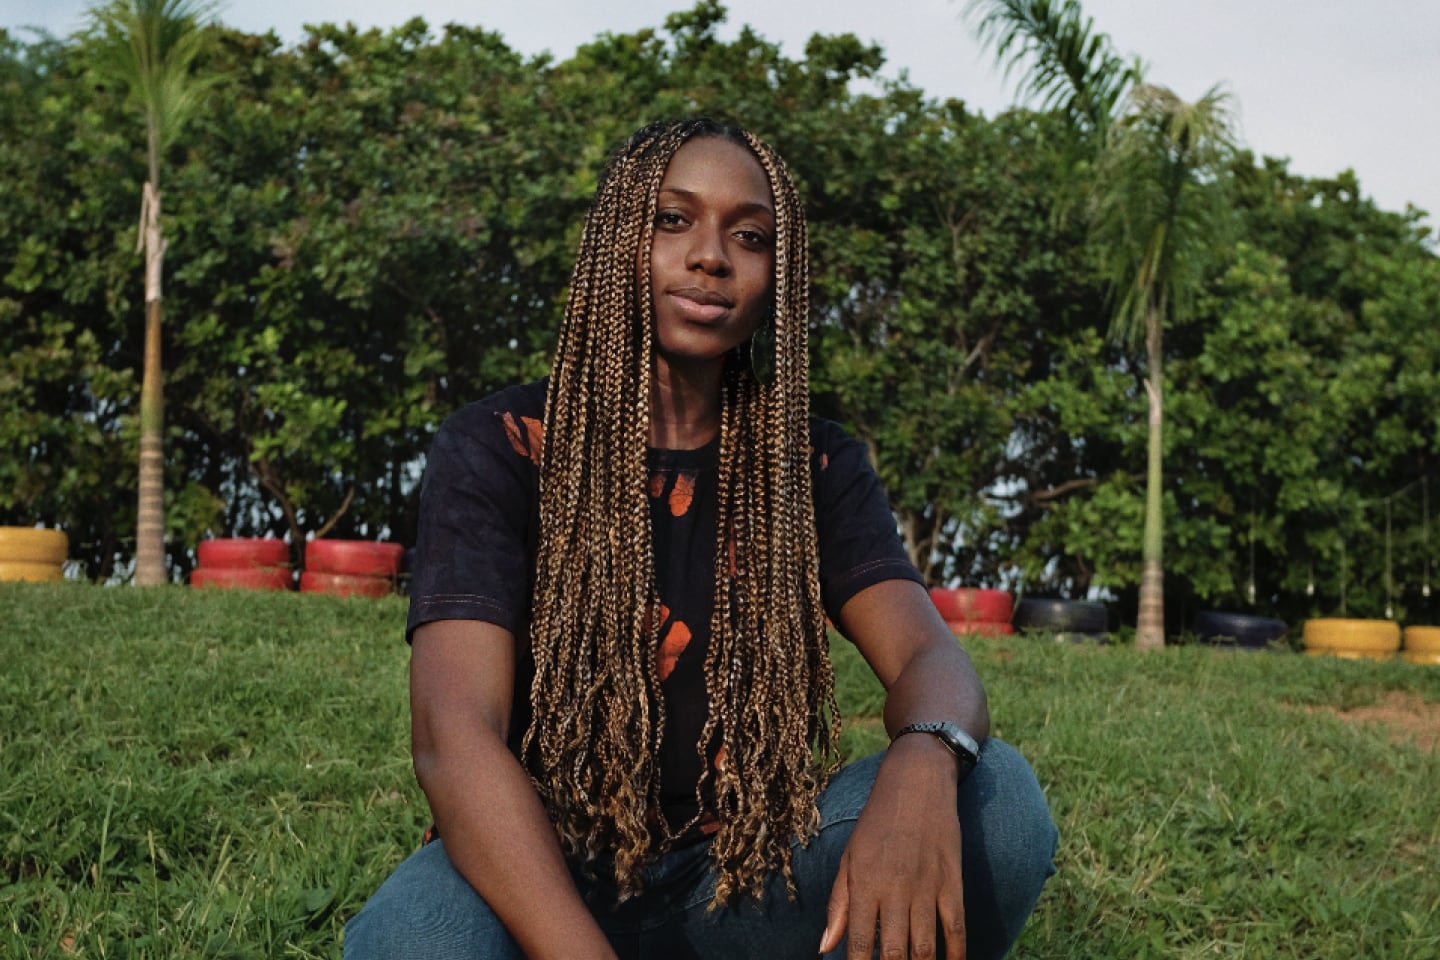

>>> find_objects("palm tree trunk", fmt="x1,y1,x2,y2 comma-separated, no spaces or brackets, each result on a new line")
133,178,167,585
1135,311,1165,648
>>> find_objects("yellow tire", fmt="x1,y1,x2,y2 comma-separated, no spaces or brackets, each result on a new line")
1304,647,1394,662
1402,626,1440,653
0,560,64,583
1302,618,1401,653
1400,650,1440,667
0,527,68,564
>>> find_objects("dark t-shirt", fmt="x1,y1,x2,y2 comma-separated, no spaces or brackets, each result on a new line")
407,378,922,837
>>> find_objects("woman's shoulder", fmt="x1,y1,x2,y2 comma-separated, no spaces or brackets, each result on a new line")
433,378,548,469
439,378,546,437
445,378,547,428
807,414,866,466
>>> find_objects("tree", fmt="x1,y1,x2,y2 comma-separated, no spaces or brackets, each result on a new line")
1091,85,1235,647
964,0,1235,647
89,0,218,584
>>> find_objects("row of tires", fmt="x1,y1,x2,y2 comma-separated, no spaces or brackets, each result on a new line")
1303,619,1440,664
928,588,1440,664
929,588,1108,638
193,538,405,597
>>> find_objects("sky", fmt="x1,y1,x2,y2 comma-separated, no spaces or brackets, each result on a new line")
6,0,1438,238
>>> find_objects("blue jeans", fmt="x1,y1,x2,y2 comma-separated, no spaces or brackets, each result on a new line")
344,739,1057,959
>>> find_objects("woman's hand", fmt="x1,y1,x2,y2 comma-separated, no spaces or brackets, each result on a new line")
819,733,966,959
825,578,989,959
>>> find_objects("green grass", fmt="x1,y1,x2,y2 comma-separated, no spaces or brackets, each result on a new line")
2,584,1438,958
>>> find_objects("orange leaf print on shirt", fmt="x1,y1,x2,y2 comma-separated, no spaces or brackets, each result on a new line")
669,471,696,516
501,412,544,466
656,619,692,681
648,471,667,499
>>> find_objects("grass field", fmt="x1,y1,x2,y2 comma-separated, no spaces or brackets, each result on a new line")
2,583,1438,958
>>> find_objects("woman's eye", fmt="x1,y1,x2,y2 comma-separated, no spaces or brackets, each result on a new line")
655,211,685,227
736,229,771,247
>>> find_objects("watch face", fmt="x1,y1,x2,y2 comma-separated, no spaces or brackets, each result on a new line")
937,725,979,764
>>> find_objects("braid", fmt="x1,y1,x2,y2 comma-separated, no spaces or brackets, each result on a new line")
525,119,841,905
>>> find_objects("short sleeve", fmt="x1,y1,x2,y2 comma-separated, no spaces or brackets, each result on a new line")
405,384,545,642
810,419,926,620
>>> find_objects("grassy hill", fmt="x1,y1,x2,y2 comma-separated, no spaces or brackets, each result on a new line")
2,583,1437,958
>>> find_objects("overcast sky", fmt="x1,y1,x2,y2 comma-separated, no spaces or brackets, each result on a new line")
7,0,1438,238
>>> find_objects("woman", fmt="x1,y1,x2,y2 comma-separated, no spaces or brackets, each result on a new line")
345,118,1056,959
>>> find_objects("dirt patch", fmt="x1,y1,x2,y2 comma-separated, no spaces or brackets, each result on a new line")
1302,690,1440,755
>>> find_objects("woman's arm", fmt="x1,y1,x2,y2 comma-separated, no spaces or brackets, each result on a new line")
819,578,988,960
410,619,618,960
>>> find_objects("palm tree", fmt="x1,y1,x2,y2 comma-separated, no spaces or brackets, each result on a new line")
89,0,219,584
1090,85,1236,649
963,0,1236,648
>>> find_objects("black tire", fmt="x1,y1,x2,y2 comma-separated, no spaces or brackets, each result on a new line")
1012,598,1108,635
1194,610,1287,650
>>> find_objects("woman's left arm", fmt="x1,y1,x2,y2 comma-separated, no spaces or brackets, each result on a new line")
819,577,988,960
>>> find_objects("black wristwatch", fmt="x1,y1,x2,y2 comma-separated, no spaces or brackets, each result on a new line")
892,721,981,782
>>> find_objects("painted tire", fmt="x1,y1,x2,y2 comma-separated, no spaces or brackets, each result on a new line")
1012,598,1109,635
1402,626,1440,653
197,538,290,569
929,588,1013,625
191,566,293,591
1302,618,1401,652
299,571,393,599
0,560,64,583
0,527,69,564
1194,610,1288,650
305,540,405,577
1401,650,1440,666
1304,647,1394,662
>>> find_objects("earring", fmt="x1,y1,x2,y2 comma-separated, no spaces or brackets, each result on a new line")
749,317,776,386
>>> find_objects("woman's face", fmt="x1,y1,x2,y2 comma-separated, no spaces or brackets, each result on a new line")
644,136,776,375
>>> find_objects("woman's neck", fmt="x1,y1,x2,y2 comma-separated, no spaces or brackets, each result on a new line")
650,357,723,449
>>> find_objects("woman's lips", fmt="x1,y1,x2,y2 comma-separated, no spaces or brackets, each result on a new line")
667,288,731,323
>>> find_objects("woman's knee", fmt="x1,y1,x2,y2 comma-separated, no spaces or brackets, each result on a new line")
343,841,522,960
957,738,1058,957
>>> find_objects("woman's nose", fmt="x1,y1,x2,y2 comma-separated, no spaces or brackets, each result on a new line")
685,226,730,276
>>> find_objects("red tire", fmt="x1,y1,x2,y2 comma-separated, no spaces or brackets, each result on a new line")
305,540,404,577
299,570,393,598
197,538,290,569
947,620,1014,637
192,566,293,591
930,588,1013,625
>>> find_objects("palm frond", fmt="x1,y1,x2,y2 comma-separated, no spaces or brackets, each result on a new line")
88,0,222,151
962,0,1141,135
1091,82,1238,348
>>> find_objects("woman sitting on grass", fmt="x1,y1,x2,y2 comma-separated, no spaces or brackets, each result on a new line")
345,118,1057,960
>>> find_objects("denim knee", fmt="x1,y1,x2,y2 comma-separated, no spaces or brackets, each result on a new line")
343,840,523,960
958,739,1058,959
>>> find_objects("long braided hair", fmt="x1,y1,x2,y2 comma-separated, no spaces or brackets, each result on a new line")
522,119,841,905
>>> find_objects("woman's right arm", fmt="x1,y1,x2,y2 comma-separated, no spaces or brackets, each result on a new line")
410,618,618,960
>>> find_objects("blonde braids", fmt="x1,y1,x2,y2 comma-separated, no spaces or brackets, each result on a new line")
525,119,840,906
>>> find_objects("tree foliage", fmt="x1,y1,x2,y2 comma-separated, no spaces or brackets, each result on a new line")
1,3,1435,631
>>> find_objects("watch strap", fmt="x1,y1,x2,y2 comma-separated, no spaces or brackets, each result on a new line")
892,721,981,780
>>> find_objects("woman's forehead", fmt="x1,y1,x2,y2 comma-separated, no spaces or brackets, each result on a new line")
658,137,774,213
